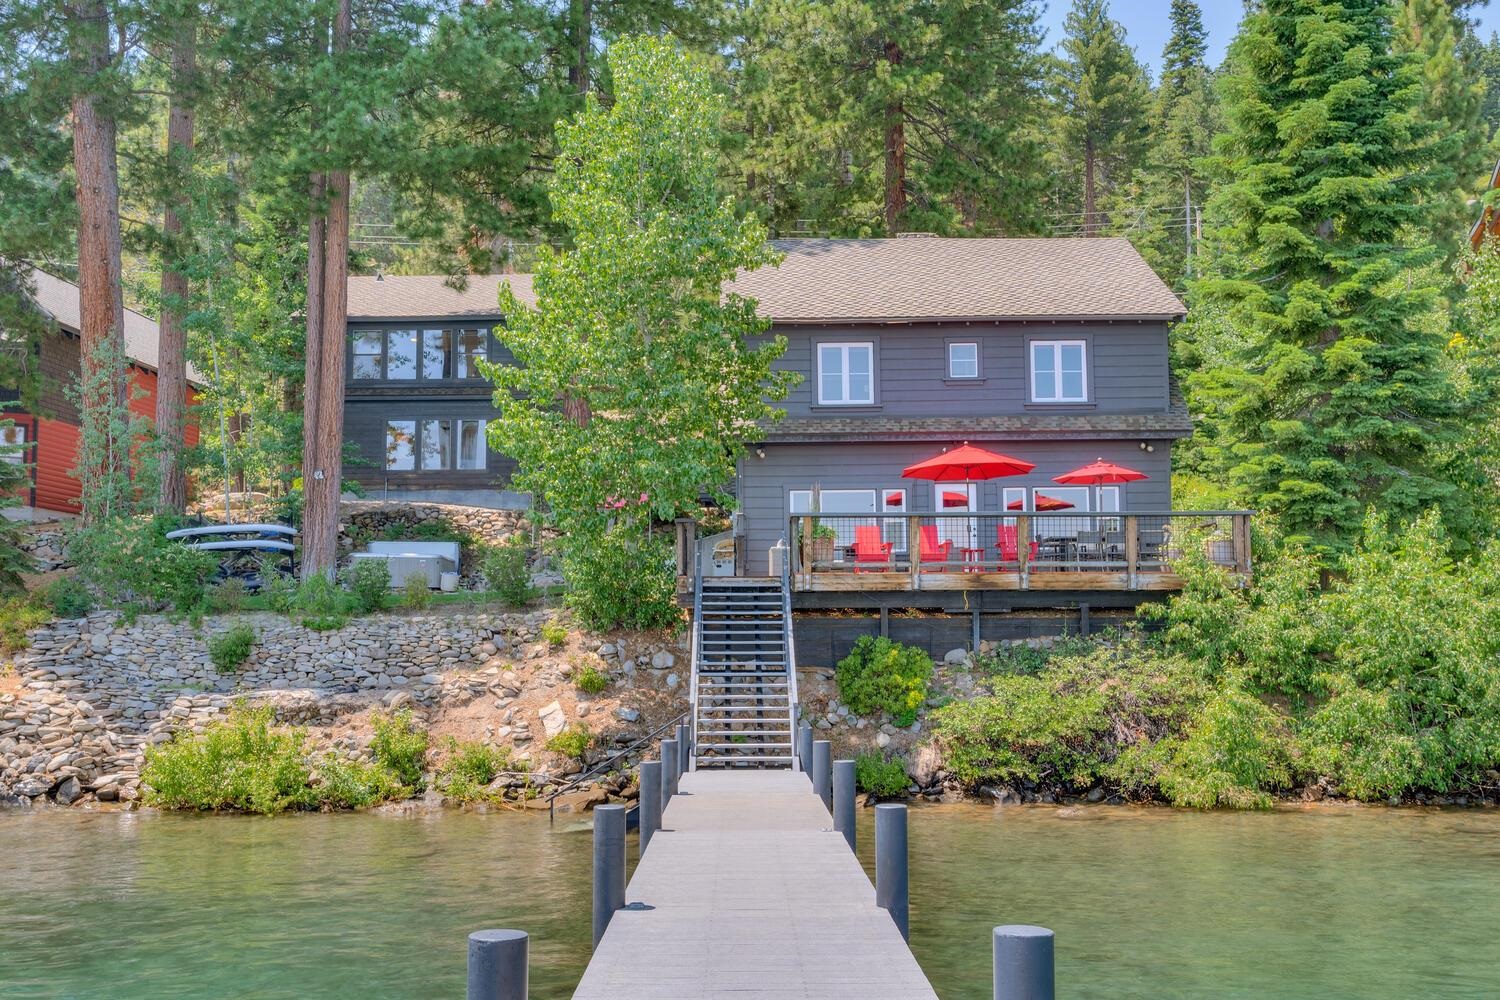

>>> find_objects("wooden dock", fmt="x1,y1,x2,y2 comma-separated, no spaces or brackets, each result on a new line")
571,769,939,1000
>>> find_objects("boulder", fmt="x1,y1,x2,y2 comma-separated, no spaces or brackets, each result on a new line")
907,743,943,789
538,701,567,738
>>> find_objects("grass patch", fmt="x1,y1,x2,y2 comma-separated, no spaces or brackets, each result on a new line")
1,598,50,654
573,664,610,695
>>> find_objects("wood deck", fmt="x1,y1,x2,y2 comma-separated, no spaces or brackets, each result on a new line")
572,770,938,1000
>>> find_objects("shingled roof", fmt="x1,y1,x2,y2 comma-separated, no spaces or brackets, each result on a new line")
345,237,1184,324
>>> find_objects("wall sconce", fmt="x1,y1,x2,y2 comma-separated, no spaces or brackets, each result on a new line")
755,447,766,459
1139,441,1154,453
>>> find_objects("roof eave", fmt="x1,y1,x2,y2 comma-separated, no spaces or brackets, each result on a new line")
765,312,1185,326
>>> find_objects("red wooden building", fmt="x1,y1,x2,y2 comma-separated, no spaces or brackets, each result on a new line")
2,271,204,516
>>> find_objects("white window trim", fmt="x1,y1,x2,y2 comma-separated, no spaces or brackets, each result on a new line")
947,341,980,379
816,342,875,405
1029,339,1088,402
788,488,876,514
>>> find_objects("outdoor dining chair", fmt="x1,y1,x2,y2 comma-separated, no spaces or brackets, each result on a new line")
918,524,953,569
996,525,1039,567
852,524,895,571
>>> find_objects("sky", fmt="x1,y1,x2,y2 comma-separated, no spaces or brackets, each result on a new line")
1037,1,1500,77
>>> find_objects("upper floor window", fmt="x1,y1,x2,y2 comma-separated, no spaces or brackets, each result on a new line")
817,342,874,405
352,327,489,381
947,341,979,379
1030,340,1087,402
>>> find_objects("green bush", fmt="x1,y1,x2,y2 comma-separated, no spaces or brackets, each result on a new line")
974,636,1096,678
434,738,512,802
545,723,593,760
207,622,257,672
400,574,432,610
314,753,404,808
1146,684,1293,809
206,578,249,614
855,753,910,797
263,571,298,613
369,709,429,789
290,574,354,629
40,577,93,619
482,542,536,605
541,619,568,647
142,705,317,814
836,636,934,727
271,490,303,529
343,559,391,614
573,664,610,695
562,527,681,631
68,516,218,616
1,598,50,654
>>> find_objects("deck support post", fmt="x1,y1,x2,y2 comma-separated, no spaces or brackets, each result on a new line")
1078,603,1090,638
591,805,626,949
833,758,857,852
798,724,813,778
992,925,1054,1000
812,740,832,813
467,929,528,1000
1124,514,1140,590
875,803,910,941
660,739,679,808
1017,515,1031,590
907,514,922,590
638,760,662,855
971,609,981,652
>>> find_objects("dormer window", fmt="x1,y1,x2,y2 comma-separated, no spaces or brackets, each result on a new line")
817,342,874,405
947,341,979,379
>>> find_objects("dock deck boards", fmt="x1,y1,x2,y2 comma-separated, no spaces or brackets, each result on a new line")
572,769,939,1000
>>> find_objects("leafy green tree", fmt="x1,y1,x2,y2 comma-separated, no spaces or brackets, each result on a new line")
1185,0,1467,552
733,0,1049,236
1047,0,1151,236
484,36,797,627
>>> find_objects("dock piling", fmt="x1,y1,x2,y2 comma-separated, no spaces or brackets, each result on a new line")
812,740,832,813
592,805,626,949
660,738,679,807
467,929,528,1000
797,724,813,776
992,925,1055,1000
638,760,662,855
832,758,856,852
675,723,689,774
875,803,909,941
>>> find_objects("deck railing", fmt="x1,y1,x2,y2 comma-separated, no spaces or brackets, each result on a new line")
788,510,1252,592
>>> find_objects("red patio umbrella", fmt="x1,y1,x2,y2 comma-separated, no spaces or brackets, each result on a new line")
902,444,1035,482
1007,494,1076,511
1052,459,1149,485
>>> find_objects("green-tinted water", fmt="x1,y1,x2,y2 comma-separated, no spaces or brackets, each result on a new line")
1,804,1496,999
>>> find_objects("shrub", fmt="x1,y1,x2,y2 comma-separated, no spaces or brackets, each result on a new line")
68,516,218,616
369,709,429,789
314,753,404,808
40,577,93,619
562,527,681,631
290,574,354,629
855,753,910,797
400,574,432,610
1148,685,1294,810
434,738,512,802
482,542,536,605
263,571,298,614
207,578,250,614
836,636,934,727
207,622,257,672
343,559,391,614
1,598,50,654
545,723,593,760
541,619,568,647
142,705,315,814
973,635,1096,678
573,664,610,695
271,489,303,529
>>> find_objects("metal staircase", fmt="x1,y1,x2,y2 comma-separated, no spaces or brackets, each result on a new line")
690,576,798,769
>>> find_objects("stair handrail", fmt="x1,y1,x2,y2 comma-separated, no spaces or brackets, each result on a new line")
779,541,800,770
546,709,691,824
687,540,704,771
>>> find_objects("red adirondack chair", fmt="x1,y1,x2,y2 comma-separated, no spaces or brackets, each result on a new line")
996,524,1038,565
918,524,953,567
853,524,894,571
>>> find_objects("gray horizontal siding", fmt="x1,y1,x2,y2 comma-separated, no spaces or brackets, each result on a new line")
738,438,1172,576
762,321,1170,418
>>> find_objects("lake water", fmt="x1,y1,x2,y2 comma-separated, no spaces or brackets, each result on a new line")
2,803,1497,999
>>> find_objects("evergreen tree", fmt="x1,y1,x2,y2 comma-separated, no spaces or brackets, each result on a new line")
1479,31,1500,135
1186,0,1467,552
734,0,1049,236
1047,0,1151,236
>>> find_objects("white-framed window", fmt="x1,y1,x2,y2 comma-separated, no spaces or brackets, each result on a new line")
934,482,977,549
0,423,26,463
457,419,486,470
817,342,874,405
385,420,416,470
1030,340,1087,402
386,329,419,380
947,341,979,379
789,488,876,549
881,488,908,553
351,330,384,379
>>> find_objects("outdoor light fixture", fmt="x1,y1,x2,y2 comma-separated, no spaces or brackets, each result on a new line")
755,447,766,459
1139,441,1154,453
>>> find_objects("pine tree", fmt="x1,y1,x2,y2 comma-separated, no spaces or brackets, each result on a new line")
1048,0,1151,236
1186,0,1467,552
735,0,1049,236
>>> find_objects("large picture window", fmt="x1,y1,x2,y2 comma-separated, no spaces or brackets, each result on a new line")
387,330,419,380
386,420,416,470
351,327,490,381
387,418,486,473
817,342,874,405
1030,340,1087,402
457,419,486,470
422,330,453,379
420,419,453,470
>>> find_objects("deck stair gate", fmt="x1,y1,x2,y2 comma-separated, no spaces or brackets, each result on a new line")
690,541,799,769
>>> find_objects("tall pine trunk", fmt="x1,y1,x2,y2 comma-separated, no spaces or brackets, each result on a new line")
883,41,906,235
569,0,592,95
156,19,195,515
1083,136,1098,236
301,0,351,580
70,0,127,523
